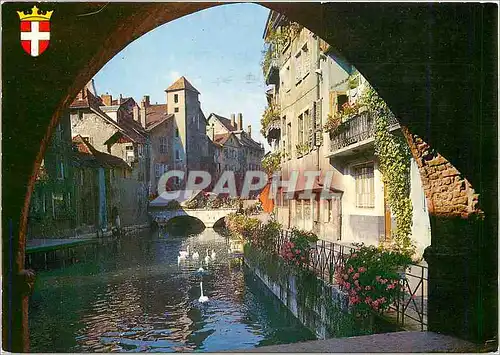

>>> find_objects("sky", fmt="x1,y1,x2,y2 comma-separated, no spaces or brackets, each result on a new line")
94,3,271,150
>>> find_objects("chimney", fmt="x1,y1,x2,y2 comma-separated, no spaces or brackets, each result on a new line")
237,113,243,131
230,114,236,129
247,124,252,137
117,94,123,105
101,93,112,106
133,105,139,123
141,95,150,108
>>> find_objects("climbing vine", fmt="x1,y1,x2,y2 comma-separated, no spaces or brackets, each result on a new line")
262,150,283,175
361,86,414,253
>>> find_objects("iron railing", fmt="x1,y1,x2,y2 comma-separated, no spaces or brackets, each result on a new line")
329,111,400,153
274,229,427,331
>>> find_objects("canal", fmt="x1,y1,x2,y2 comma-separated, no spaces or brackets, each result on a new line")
28,228,316,352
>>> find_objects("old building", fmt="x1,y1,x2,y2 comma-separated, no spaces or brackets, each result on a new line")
165,77,212,175
72,135,132,232
69,81,150,186
139,95,175,195
207,112,265,196
262,12,431,255
27,111,76,239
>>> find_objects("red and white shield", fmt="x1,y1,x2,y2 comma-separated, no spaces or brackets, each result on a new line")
20,20,50,57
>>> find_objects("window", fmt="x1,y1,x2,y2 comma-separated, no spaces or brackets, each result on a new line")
286,122,292,158
55,123,63,142
174,94,179,103
78,111,83,120
302,43,310,78
354,163,375,208
56,156,65,180
174,107,179,113
175,128,179,138
175,150,180,160
155,163,162,178
304,109,311,143
51,192,65,219
294,51,302,83
298,113,304,146
159,136,168,154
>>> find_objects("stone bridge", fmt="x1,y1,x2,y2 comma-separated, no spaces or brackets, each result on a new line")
150,208,238,228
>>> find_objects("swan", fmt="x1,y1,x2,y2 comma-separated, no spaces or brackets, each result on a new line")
179,245,190,258
211,250,216,260
198,282,209,303
192,251,200,260
197,267,205,273
204,249,211,263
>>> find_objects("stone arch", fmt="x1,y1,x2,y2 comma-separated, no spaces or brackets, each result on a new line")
165,215,206,235
2,2,496,351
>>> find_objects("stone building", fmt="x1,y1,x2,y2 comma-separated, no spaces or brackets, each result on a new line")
69,81,150,185
165,77,212,175
27,111,76,239
72,135,132,232
207,112,265,195
262,12,431,255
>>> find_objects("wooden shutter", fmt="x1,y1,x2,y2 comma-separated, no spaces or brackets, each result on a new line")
314,100,323,147
309,104,315,147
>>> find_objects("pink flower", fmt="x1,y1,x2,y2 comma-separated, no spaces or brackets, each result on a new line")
375,275,381,281
348,267,354,274
380,297,386,303
365,286,371,291
354,280,359,286
358,267,366,273
387,284,395,290
353,273,360,280
343,274,349,280
296,249,301,254
365,296,372,304
351,253,357,258
290,242,295,248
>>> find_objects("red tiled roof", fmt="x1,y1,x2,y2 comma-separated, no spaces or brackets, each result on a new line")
72,135,130,170
145,104,168,126
165,76,200,94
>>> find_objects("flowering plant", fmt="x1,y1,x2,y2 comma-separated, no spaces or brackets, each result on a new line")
280,228,318,267
335,244,412,317
225,213,261,240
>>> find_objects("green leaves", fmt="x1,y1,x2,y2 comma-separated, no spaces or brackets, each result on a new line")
366,86,415,253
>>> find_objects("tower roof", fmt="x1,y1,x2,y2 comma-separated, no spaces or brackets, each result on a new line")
165,76,200,94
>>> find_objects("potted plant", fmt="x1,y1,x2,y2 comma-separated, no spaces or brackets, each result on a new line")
335,244,412,321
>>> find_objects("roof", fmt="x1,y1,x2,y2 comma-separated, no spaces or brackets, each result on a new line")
214,133,233,146
71,89,147,144
209,113,237,132
238,132,264,150
111,97,133,106
165,76,200,94
144,104,169,128
72,135,131,170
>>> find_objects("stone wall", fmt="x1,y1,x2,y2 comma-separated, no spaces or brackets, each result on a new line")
402,127,482,218
243,245,398,339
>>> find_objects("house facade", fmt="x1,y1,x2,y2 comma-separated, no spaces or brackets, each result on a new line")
262,12,431,256
207,112,265,195
27,111,76,239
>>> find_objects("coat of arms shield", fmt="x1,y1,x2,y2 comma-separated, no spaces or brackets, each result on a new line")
17,6,53,57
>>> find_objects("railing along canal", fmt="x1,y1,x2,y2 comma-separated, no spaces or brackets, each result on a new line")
275,229,428,331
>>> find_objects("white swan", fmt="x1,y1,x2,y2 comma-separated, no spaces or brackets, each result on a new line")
204,249,210,263
179,245,190,258
197,267,205,273
198,282,209,303
211,250,216,260
192,251,200,260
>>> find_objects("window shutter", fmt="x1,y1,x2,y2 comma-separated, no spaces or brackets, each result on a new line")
313,100,323,147
308,105,315,147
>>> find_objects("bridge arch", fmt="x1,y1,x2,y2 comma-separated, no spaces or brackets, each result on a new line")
2,2,496,350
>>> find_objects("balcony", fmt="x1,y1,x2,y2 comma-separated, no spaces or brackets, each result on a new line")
263,47,279,86
326,110,400,158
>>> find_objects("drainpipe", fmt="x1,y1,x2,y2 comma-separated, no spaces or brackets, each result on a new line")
315,36,321,172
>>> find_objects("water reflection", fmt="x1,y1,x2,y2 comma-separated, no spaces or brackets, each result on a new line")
29,228,315,352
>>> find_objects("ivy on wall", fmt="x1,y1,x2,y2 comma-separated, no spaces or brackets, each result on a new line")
362,86,414,252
